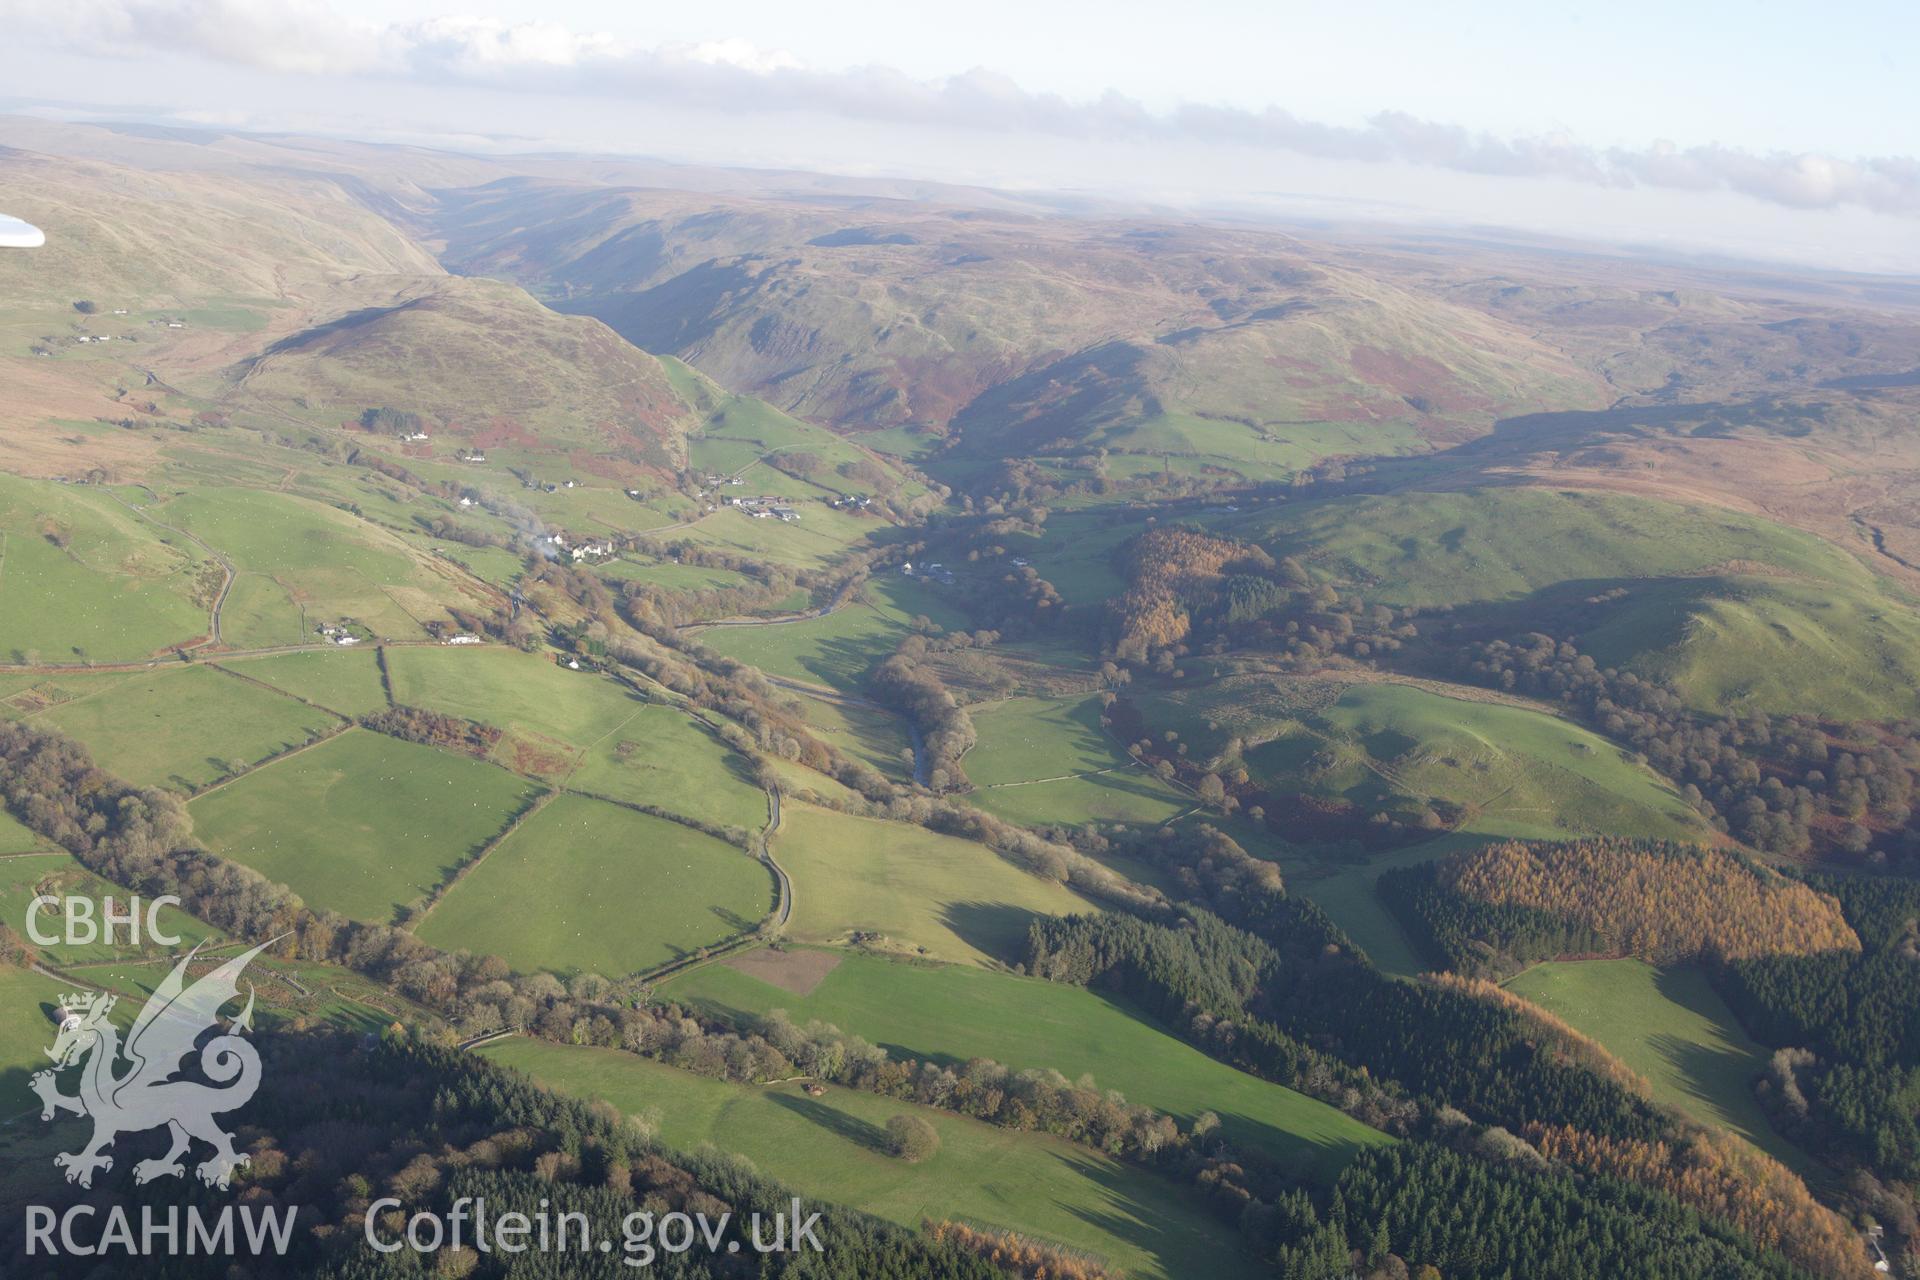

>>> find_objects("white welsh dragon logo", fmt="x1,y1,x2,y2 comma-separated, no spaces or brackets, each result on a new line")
30,940,271,1190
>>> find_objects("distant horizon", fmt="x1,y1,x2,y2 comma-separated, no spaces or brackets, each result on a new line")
3,0,1917,273
8,108,1920,288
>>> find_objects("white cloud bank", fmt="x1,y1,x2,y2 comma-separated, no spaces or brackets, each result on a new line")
10,0,1919,219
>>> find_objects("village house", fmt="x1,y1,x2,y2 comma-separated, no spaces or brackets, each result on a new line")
1866,1226,1891,1273
912,561,956,584
444,634,483,646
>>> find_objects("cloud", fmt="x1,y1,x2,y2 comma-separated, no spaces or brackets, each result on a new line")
11,0,1920,218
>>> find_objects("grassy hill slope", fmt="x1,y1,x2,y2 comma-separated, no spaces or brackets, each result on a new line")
431,187,1605,457
773,802,1098,965
1506,960,1806,1171
1134,675,1701,842
483,1038,1262,1280
1221,487,1864,607
669,949,1390,1181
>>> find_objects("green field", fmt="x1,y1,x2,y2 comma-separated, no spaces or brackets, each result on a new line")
698,578,968,692
1140,677,1700,842
1284,837,1478,977
0,475,210,663
0,810,42,853
219,649,390,717
666,355,927,500
1582,574,1920,719
1001,513,1135,607
0,850,215,965
965,693,1190,826
426,542,527,591
483,1038,1260,1280
0,965,82,1118
665,504,889,574
971,773,1192,829
778,690,913,780
967,695,1136,785
191,728,540,923
761,756,861,806
383,646,647,775
149,486,482,646
1221,487,1870,607
1036,414,1427,493
565,706,769,833
670,950,1389,1180
417,794,773,978
1505,959,1807,1170
34,665,340,791
598,554,753,594
75,953,403,1037
774,803,1096,965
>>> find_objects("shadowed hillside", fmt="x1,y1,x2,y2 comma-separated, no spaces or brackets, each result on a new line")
428,188,1610,459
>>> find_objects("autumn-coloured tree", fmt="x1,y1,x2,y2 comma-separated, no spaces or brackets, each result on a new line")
1440,837,1858,963
1426,972,1653,1101
1524,1122,1875,1279
926,1221,1119,1280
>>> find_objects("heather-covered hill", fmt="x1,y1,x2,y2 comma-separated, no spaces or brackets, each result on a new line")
0,150,439,312
226,276,701,468
427,187,1609,456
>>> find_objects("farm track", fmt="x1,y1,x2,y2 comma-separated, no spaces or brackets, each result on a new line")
759,672,881,707
207,658,354,720
103,490,235,647
686,606,835,629
558,704,650,789
0,636,474,675
763,785,792,932
184,721,356,800
678,571,868,632
980,765,1124,789
604,785,791,993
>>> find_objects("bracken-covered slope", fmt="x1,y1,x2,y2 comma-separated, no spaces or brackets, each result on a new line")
430,188,1611,453
226,276,700,468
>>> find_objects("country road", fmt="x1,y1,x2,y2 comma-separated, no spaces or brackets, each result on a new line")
761,784,793,931
0,636,472,676
106,489,236,647
759,671,882,708
449,785,796,1058
677,577,863,632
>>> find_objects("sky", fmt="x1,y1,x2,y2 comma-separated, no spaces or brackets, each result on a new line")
2,0,1917,271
